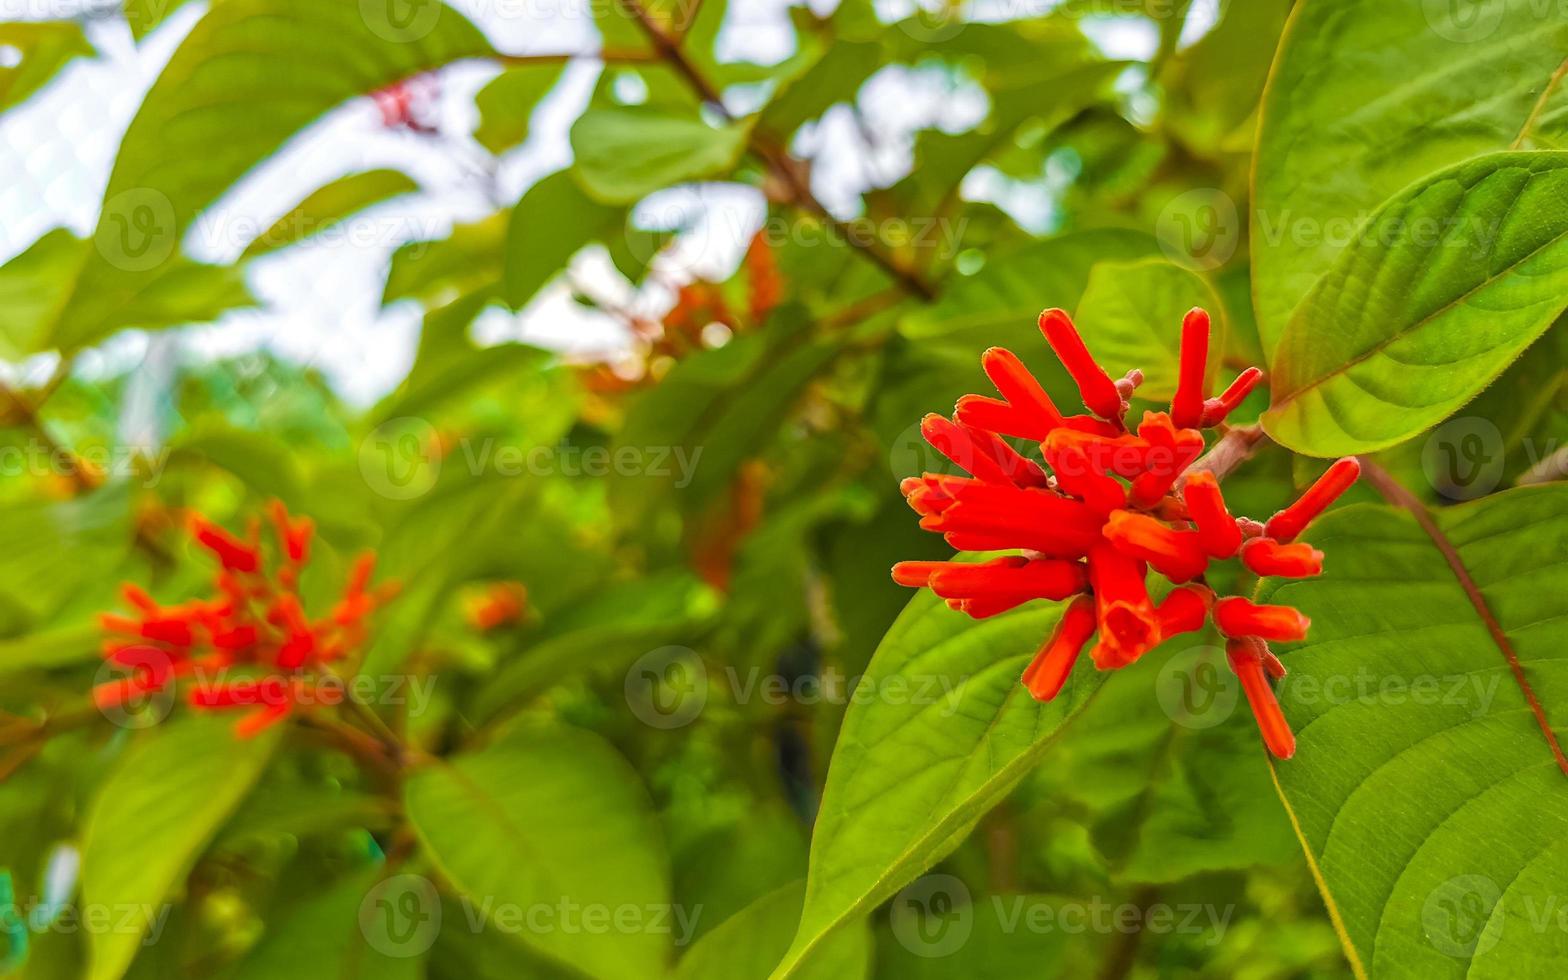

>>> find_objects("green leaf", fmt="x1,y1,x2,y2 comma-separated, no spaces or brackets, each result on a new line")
0,229,85,360
474,63,564,154
123,0,199,39
1073,257,1224,402
404,724,672,980
1260,485,1568,978
1251,0,1568,355
570,106,751,204
898,229,1159,359
758,41,881,139
770,591,1107,979
0,624,101,676
384,212,507,307
504,171,623,308
1264,153,1568,456
234,867,422,980
82,716,279,980
0,22,92,113
674,882,869,980
48,0,491,350
243,169,419,257
471,571,719,723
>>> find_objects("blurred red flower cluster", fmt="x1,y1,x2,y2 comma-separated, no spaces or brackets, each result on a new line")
96,502,396,737
893,307,1358,758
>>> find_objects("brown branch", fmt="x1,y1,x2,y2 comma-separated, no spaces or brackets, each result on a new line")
617,0,939,301
1181,421,1267,484
1358,457,1568,777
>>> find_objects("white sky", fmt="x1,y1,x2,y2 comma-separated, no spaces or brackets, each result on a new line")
0,0,1197,407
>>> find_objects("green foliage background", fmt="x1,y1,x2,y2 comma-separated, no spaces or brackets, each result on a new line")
2,1,1567,978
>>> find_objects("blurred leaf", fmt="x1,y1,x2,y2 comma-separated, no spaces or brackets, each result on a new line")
0,485,134,629
385,212,506,307
404,723,671,980
570,106,751,204
234,866,421,980
870,892,1082,979
165,426,310,503
123,0,197,39
675,881,869,980
472,571,719,721
81,716,279,980
1073,257,1224,401
474,63,564,154
0,229,84,360
243,169,419,257
1265,153,1568,456
899,229,1158,358
0,21,90,112
772,591,1107,979
504,171,623,309
758,41,881,139
1251,0,1568,354
0,624,100,676
47,0,492,351
216,780,394,847
1260,487,1568,977
1159,0,1288,155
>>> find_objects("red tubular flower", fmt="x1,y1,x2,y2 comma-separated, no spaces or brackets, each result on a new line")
1022,595,1096,701
1102,510,1208,583
1170,308,1210,430
94,501,396,737
1214,597,1309,642
1228,637,1295,759
1156,585,1213,640
1182,471,1242,558
1241,538,1324,578
1265,457,1361,543
1201,367,1264,427
1087,542,1159,668
1039,309,1123,422
892,303,1354,760
980,347,1064,438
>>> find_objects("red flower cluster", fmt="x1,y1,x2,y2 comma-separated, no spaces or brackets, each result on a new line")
95,502,396,737
892,308,1358,758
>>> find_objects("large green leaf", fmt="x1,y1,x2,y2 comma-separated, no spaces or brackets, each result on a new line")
243,169,419,257
674,882,868,980
384,212,507,307
1264,153,1568,456
81,716,279,980
1251,0,1568,355
569,106,751,204
1259,486,1568,978
404,724,672,980
47,0,491,351
1073,257,1224,402
770,592,1107,979
0,229,85,359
